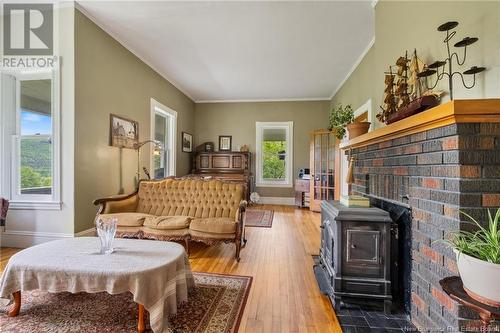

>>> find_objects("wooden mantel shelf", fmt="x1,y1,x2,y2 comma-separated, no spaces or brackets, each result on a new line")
339,99,500,150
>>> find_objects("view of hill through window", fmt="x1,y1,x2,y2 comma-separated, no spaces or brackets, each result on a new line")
19,108,52,194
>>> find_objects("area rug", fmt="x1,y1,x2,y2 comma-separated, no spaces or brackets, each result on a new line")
245,209,274,228
0,272,252,333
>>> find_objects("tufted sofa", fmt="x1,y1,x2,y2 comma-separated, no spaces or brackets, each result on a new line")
93,177,247,261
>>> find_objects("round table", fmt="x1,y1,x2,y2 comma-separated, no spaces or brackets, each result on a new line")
0,237,194,333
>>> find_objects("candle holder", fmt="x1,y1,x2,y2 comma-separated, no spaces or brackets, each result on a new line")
417,21,485,100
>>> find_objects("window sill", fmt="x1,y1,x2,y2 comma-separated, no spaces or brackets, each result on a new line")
9,201,62,210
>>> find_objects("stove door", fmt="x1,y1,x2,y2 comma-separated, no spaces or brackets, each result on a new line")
342,223,385,279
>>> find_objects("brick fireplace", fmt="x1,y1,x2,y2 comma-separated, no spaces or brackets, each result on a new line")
338,100,500,332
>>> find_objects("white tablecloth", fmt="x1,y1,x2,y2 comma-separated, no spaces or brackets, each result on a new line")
0,237,194,333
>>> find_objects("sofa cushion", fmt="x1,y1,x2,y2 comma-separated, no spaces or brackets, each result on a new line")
142,227,190,240
189,217,236,234
189,229,235,240
116,226,142,238
99,213,151,227
143,215,192,230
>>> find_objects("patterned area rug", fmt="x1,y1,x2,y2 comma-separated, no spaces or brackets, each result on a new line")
0,272,252,333
245,209,274,228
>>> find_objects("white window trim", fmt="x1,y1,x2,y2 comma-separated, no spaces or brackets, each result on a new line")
255,121,294,188
150,98,177,177
354,98,374,131
0,62,61,210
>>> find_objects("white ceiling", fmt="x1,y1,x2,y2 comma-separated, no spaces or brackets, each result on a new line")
77,1,374,102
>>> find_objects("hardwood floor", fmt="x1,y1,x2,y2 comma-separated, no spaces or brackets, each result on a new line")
0,204,342,333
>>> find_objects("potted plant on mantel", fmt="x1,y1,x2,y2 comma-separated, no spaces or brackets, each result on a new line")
448,208,500,306
329,104,371,140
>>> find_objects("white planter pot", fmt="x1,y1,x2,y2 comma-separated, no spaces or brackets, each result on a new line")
455,249,500,306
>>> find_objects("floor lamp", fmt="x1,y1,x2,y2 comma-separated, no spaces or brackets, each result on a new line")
133,140,163,183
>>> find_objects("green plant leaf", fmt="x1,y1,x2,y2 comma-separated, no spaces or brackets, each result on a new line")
447,208,500,264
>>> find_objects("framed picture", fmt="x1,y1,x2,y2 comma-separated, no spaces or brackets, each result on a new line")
182,132,193,152
110,114,139,149
219,135,232,151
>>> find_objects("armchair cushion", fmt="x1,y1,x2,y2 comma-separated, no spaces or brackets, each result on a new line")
143,216,192,230
190,217,237,234
99,212,151,227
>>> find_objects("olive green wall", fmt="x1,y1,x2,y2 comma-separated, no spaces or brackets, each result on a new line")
74,10,195,232
194,101,330,197
331,1,500,128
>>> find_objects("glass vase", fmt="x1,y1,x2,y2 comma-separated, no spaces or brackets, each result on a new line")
96,217,117,254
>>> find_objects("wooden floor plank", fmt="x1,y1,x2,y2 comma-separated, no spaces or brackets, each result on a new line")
0,204,342,332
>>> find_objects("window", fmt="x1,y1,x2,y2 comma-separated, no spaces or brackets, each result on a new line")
0,68,60,209
18,80,53,195
150,98,177,178
256,121,293,187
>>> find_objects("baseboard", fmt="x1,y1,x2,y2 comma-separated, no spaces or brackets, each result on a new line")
259,196,295,206
0,227,96,247
0,230,73,248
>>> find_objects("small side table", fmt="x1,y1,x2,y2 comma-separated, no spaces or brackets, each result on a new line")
439,276,500,329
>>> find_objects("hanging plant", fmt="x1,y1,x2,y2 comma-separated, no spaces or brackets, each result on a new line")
328,104,354,140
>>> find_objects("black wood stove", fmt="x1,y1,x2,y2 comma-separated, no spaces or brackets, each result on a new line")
317,201,394,313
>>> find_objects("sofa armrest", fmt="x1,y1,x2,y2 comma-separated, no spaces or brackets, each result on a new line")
93,192,138,214
238,200,247,221
235,200,247,235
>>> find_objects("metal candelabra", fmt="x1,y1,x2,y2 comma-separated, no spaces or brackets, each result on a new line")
418,21,485,100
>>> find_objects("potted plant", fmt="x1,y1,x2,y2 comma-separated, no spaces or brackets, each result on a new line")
328,104,371,140
448,208,500,306
346,120,371,140
329,104,354,140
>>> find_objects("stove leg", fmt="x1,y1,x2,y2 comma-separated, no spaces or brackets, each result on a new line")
8,291,21,317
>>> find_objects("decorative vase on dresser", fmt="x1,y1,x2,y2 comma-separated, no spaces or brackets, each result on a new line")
319,201,393,313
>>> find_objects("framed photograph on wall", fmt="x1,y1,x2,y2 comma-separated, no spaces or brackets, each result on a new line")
219,135,232,151
182,132,193,152
110,114,139,149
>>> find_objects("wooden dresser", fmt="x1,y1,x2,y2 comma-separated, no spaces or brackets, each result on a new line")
190,151,252,200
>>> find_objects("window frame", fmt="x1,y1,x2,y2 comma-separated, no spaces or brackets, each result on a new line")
255,121,294,188
150,98,177,178
0,65,61,210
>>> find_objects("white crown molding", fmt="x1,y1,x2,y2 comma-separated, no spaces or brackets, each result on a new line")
74,2,196,102
196,97,331,104
371,0,379,8
259,196,295,206
329,36,375,101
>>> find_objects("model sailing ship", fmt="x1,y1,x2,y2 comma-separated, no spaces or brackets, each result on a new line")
377,50,442,124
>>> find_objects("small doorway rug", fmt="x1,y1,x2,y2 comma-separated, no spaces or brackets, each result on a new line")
0,272,252,333
245,209,274,228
